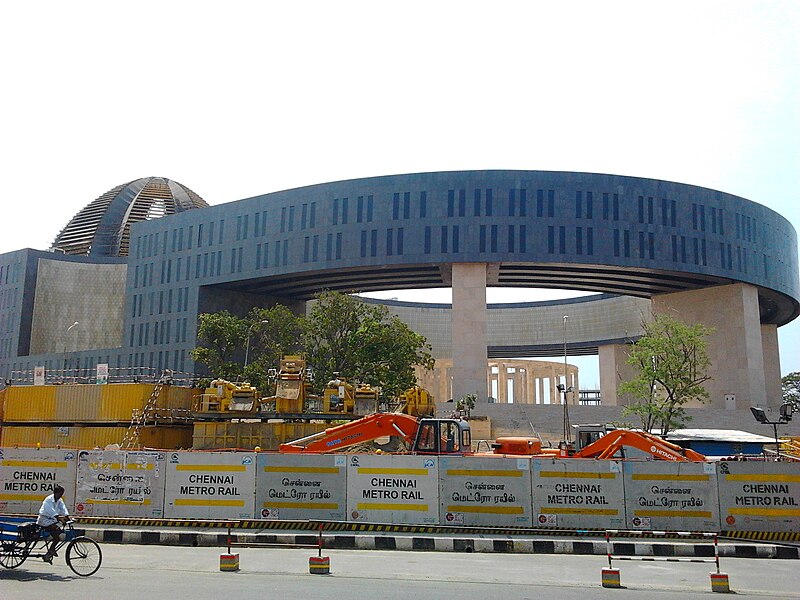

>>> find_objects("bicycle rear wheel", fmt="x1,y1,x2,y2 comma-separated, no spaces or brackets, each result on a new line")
0,541,28,569
66,536,102,576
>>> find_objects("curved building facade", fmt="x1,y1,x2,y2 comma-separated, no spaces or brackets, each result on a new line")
1,170,797,413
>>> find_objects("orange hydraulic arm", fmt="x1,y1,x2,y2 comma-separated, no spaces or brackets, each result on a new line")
279,412,421,453
573,429,706,461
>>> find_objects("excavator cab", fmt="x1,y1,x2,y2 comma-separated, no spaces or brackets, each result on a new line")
412,419,471,454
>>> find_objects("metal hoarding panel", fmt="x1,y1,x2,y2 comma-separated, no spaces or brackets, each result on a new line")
256,454,346,520
439,456,532,526
532,458,626,529
164,451,255,519
99,383,152,421
0,447,78,514
717,461,800,532
56,384,102,421
3,386,57,421
347,454,439,525
74,450,166,518
623,461,719,531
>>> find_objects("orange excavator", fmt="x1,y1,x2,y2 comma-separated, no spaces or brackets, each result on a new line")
279,412,706,461
279,412,472,455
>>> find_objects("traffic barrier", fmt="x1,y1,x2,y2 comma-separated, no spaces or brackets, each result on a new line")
0,447,78,514
309,523,330,574
601,567,621,588
603,530,728,592
219,553,239,571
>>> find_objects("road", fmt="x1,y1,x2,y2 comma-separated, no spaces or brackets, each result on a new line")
1,543,798,599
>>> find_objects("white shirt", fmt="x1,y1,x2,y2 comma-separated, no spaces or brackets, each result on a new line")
36,493,69,527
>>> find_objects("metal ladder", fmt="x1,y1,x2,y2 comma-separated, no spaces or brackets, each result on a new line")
121,373,171,449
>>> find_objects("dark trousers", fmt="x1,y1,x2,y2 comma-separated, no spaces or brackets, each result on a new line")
42,523,62,555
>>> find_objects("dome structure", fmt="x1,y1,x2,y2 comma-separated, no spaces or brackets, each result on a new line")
51,177,209,257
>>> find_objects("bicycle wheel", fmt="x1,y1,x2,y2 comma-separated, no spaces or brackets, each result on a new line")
0,541,27,569
65,536,102,576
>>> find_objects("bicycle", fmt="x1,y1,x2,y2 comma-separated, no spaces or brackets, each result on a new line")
0,518,102,576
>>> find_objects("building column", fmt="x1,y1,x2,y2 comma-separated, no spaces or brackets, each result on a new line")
652,283,767,409
761,324,781,409
451,263,488,403
599,343,637,406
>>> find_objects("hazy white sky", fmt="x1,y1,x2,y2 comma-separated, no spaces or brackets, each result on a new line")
1,2,798,386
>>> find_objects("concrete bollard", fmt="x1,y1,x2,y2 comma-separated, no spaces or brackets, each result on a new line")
601,568,621,588
710,572,731,593
309,555,330,575
219,553,240,572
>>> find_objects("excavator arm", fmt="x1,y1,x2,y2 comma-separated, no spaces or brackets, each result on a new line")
279,412,421,453
574,429,706,461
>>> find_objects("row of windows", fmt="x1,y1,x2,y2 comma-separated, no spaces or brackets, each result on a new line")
280,203,318,233
735,212,756,243
0,262,20,286
131,287,191,318
128,351,187,374
130,317,189,347
0,287,17,311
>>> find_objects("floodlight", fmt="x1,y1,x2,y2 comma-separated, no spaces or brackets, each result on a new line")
750,406,768,424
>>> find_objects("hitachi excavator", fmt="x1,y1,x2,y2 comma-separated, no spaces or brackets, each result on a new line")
279,412,472,455
279,412,706,461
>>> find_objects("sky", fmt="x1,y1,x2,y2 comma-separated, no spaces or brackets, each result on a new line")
1,2,798,389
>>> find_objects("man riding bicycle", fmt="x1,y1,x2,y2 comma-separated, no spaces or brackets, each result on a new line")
37,484,69,563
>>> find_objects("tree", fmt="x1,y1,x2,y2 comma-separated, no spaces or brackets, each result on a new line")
618,313,713,435
190,311,248,381
241,305,304,392
303,291,434,397
457,393,477,418
782,372,800,406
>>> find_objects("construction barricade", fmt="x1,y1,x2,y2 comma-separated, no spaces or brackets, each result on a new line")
532,458,626,529
716,460,800,534
74,449,166,518
347,454,439,525
0,447,77,514
439,456,532,526
622,461,720,531
256,453,347,520
164,451,256,519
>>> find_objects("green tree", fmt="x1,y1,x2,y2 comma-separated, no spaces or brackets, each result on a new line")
190,310,248,381
618,313,713,435
241,305,304,392
457,393,477,418
782,372,800,406
303,291,434,397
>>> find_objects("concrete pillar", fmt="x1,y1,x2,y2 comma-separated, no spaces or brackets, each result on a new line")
451,263,488,403
762,324,781,409
653,283,767,409
498,362,508,403
599,343,636,406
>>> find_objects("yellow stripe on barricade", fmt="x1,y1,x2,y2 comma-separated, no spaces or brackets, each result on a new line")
1,460,68,468
446,469,522,477
262,466,340,474
539,471,616,479
446,505,524,514
631,474,709,481
175,465,246,471
262,502,339,509
723,474,800,482
356,468,429,475
635,510,712,518
356,503,428,511
173,499,246,507
728,508,800,517
0,494,44,502
539,507,619,515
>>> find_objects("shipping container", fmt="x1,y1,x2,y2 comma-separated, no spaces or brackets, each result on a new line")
0,425,192,449
192,421,328,450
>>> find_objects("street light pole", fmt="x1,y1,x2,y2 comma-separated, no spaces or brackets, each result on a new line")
561,316,572,444
244,320,268,370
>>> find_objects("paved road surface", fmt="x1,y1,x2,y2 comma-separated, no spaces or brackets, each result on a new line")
1,544,797,599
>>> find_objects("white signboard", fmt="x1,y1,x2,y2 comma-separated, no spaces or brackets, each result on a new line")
717,461,800,533
33,366,45,386
164,451,255,519
623,461,719,531
439,456,532,526
96,363,109,385
256,454,347,520
532,458,626,529
347,454,439,525
74,450,165,518
0,448,78,514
